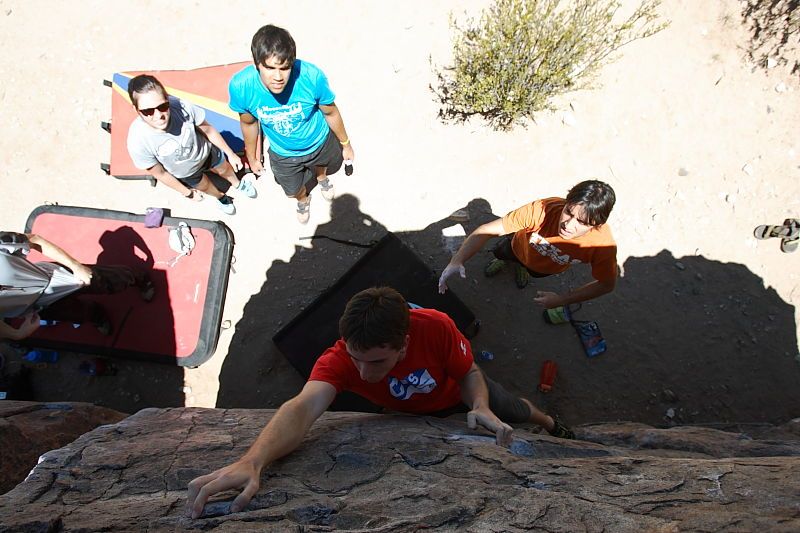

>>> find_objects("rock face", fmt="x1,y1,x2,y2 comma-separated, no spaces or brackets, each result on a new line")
0,401,127,495
0,408,799,532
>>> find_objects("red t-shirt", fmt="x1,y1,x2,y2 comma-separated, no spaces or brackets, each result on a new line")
309,308,474,413
501,197,617,283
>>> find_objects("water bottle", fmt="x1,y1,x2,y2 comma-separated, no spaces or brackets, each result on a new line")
478,350,494,361
39,319,80,328
539,360,557,393
23,350,59,363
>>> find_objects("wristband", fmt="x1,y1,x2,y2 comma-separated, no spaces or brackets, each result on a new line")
339,138,350,146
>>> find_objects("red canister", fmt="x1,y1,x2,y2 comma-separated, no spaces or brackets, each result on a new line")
539,360,558,393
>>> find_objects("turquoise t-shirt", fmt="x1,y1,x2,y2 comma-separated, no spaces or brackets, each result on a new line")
228,60,335,157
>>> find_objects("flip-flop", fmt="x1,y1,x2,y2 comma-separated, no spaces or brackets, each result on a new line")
783,218,800,237
753,224,792,239
781,237,799,253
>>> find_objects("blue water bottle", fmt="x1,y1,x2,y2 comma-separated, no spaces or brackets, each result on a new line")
23,350,59,363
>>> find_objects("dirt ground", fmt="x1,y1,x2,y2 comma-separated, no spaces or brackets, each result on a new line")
1,1,799,430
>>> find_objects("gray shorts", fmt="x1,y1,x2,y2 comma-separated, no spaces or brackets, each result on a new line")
483,374,532,423
428,371,532,424
267,130,344,196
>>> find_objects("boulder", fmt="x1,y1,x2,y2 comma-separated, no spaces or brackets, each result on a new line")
0,408,798,532
0,401,127,494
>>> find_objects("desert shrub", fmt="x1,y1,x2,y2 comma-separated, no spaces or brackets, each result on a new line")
741,0,799,75
434,0,668,130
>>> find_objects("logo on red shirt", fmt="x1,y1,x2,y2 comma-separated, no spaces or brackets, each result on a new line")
389,369,438,400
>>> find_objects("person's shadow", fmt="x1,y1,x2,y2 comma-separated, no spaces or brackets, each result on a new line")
95,226,176,359
16,225,184,413
217,194,800,429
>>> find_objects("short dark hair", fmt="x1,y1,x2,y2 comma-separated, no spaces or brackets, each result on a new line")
127,74,167,108
339,287,410,351
565,180,616,226
251,24,296,67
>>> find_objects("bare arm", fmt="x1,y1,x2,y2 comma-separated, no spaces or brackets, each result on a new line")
438,218,506,293
319,103,354,162
534,278,616,309
145,162,196,198
197,121,242,170
186,380,337,518
238,112,264,174
458,362,513,446
27,234,91,284
0,312,40,340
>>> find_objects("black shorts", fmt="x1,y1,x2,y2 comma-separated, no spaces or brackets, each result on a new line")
428,371,532,424
491,235,551,278
267,130,344,196
179,145,224,188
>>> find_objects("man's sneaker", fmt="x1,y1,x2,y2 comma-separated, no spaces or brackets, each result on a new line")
296,197,311,224
484,258,506,277
319,178,335,201
237,173,258,199
548,416,576,440
217,195,236,215
515,264,530,289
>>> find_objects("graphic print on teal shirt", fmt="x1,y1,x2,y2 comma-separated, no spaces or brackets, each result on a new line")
255,102,305,137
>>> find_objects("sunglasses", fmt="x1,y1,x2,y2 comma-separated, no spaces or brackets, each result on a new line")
138,102,170,116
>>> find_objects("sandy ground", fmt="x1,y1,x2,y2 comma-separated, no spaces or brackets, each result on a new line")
1,1,798,428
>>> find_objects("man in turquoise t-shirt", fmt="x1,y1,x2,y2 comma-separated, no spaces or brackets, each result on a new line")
229,24,355,224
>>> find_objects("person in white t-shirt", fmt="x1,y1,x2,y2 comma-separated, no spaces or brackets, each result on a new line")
0,232,153,339
126,75,257,216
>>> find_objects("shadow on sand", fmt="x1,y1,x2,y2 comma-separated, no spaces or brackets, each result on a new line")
217,194,799,428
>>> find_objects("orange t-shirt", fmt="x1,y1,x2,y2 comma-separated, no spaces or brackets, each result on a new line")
501,197,617,283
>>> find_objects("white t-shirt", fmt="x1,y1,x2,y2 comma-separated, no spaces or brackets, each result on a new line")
0,232,82,318
126,96,211,179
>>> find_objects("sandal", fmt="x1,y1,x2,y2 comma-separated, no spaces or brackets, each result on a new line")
754,219,800,240
548,416,575,440
484,258,506,277
754,224,792,239
781,236,799,253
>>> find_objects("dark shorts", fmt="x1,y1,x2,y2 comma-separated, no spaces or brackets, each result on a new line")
428,371,532,424
39,265,150,325
491,234,551,278
179,145,225,187
267,130,344,196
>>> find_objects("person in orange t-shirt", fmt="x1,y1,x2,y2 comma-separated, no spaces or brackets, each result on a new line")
439,180,617,309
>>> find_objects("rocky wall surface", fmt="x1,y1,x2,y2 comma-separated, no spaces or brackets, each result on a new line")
0,408,798,532
0,401,127,495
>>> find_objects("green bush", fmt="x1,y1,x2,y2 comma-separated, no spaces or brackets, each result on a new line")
741,0,799,75
434,0,668,130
